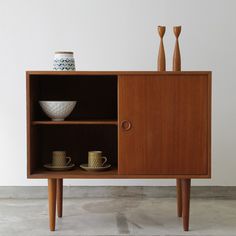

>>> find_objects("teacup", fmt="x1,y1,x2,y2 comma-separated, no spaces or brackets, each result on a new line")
52,151,71,167
88,151,107,168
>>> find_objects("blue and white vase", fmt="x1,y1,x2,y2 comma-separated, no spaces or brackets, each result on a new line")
53,51,76,71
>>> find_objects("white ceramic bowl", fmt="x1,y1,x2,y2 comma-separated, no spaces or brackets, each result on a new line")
39,101,77,121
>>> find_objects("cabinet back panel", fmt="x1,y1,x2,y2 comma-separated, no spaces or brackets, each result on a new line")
30,75,117,120
33,125,117,171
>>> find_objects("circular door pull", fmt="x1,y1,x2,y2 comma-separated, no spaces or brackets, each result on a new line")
121,120,132,131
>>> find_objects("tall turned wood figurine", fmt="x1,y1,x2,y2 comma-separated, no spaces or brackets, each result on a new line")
173,26,181,71
157,26,166,71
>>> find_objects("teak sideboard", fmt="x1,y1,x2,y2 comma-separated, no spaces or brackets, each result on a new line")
26,71,211,232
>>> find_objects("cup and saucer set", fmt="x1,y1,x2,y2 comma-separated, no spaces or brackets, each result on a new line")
44,150,111,172
44,151,75,171
80,151,111,171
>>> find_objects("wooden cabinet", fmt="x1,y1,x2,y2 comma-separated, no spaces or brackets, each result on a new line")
26,71,211,231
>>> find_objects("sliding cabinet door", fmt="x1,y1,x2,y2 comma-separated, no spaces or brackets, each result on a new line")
118,74,210,176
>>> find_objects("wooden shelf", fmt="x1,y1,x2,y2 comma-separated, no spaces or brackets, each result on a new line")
32,120,118,125
30,167,118,178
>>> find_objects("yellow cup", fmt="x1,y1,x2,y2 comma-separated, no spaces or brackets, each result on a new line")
88,151,107,168
52,151,71,166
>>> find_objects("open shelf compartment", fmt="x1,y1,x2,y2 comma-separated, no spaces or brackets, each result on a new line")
27,73,118,178
28,125,118,177
29,74,117,121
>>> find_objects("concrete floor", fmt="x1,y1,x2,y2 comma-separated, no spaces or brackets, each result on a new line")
0,198,235,236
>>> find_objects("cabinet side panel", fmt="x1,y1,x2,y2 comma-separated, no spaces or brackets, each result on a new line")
207,73,212,177
26,73,31,176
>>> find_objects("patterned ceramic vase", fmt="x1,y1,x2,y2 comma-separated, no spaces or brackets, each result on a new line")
53,51,76,71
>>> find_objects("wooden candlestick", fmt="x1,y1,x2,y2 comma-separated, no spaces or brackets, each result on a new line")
157,26,166,71
173,26,181,71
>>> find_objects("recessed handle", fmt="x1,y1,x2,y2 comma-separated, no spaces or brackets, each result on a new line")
121,120,132,131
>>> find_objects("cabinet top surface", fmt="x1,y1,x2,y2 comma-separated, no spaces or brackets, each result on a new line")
26,71,211,76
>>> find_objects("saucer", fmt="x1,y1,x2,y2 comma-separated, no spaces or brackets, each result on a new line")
80,164,111,172
44,163,75,171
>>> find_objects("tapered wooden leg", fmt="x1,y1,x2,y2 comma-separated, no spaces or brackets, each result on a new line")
57,179,63,218
48,179,57,231
176,179,182,217
181,179,191,231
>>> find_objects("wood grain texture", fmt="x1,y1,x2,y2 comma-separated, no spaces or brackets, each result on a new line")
57,179,63,218
182,179,191,231
157,26,166,71
118,74,210,176
48,179,57,231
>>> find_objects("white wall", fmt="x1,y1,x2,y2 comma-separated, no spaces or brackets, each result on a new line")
0,0,235,186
